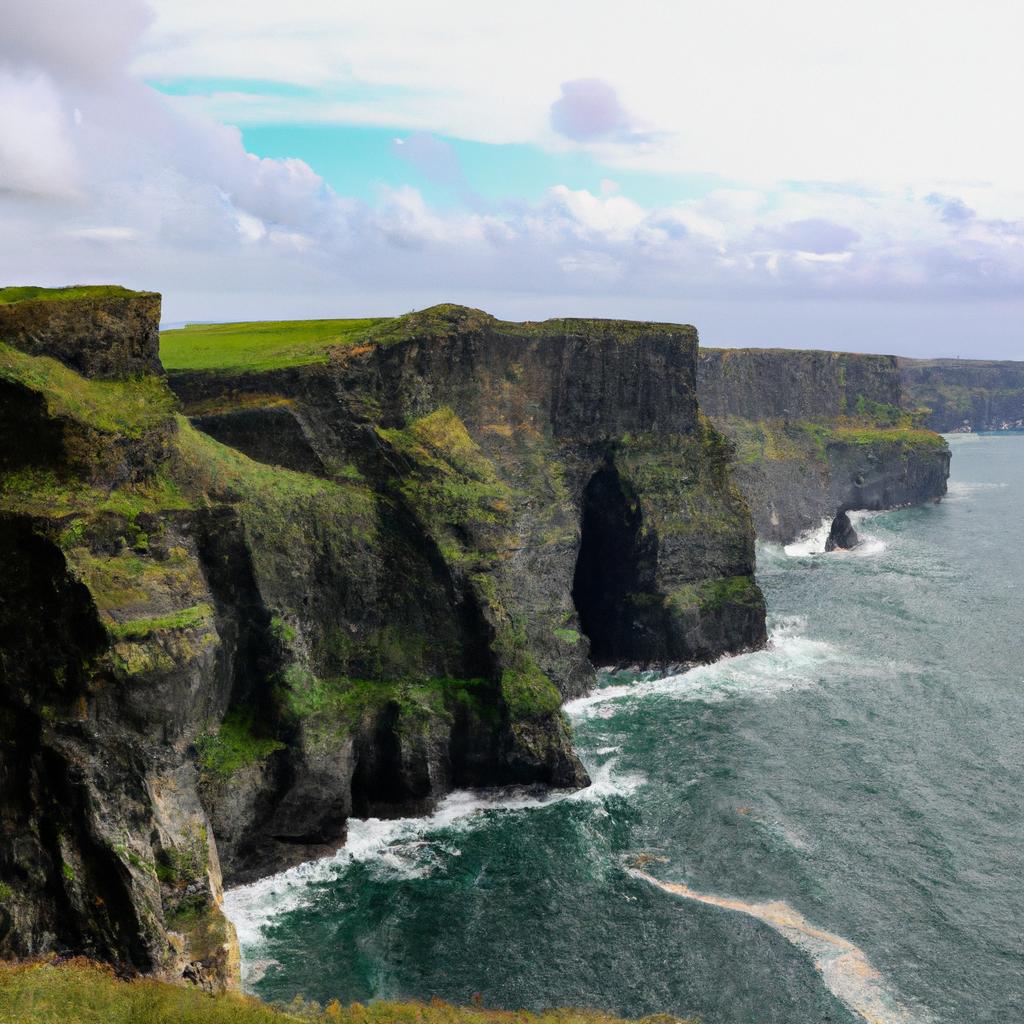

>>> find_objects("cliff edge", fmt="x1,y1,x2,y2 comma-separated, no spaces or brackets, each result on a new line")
0,290,766,989
698,347,951,543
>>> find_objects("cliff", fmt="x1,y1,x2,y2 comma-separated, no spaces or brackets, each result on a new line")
898,357,1024,432
698,347,951,543
0,290,765,990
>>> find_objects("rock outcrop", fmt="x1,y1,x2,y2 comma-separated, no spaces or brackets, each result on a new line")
898,357,1024,433
0,290,766,989
824,511,858,552
0,286,163,379
698,347,951,543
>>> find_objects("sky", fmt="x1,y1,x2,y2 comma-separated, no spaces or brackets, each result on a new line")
2,1,1023,357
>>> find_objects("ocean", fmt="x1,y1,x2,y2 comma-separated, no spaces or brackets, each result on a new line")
225,433,1024,1024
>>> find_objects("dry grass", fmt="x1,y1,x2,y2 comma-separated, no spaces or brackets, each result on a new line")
0,959,697,1024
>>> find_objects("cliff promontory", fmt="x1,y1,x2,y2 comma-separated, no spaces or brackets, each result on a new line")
898,357,1024,432
0,290,766,990
698,347,950,543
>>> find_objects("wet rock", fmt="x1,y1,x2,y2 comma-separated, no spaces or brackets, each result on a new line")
824,511,859,551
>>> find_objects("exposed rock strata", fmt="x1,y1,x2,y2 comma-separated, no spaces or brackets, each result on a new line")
0,291,766,989
698,347,951,543
0,288,162,379
898,357,1024,432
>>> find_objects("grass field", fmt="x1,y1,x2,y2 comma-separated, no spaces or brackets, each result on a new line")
0,959,693,1024
160,318,390,372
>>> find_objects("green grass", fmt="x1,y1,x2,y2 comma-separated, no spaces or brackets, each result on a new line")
279,669,494,742
160,318,390,372
197,712,285,780
0,958,695,1024
669,575,764,616
828,426,949,449
0,285,152,305
0,341,174,436
107,603,214,641
0,468,189,520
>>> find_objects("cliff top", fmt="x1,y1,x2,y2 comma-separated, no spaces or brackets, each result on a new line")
0,284,162,379
898,355,1024,371
701,345,896,363
161,317,390,372
161,303,698,374
0,284,157,305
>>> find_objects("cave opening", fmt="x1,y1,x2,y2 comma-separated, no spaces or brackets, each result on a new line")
571,464,648,664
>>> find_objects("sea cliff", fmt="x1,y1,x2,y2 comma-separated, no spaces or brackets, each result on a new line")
898,357,1024,432
698,347,951,543
0,289,765,989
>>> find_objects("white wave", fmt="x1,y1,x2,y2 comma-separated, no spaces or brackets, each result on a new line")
783,518,833,556
780,513,887,558
564,617,835,720
844,510,888,557
631,870,930,1024
224,758,644,956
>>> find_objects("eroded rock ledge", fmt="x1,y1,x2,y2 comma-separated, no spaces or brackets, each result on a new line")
0,292,765,990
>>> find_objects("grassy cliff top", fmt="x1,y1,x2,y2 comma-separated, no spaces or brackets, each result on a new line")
0,959,695,1024
364,304,697,348
160,318,390,372
700,345,895,362
0,285,156,305
161,305,698,374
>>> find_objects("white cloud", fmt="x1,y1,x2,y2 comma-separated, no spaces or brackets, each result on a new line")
137,0,1024,187
66,226,140,242
1,0,1024,357
0,70,79,197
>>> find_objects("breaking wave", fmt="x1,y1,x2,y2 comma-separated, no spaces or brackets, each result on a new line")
223,757,644,963
564,616,836,720
780,513,888,559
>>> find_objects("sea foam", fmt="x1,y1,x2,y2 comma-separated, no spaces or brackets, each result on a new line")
564,616,836,720
630,869,930,1024
223,755,644,959
781,513,888,558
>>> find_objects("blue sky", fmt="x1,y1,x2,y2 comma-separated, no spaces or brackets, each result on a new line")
2,0,1024,357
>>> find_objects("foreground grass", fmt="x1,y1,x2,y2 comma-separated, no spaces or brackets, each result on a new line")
160,318,390,372
0,960,695,1024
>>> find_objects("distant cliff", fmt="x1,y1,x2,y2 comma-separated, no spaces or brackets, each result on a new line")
0,290,765,990
698,347,950,543
898,357,1024,432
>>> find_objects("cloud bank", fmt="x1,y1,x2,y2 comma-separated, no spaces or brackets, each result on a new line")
2,0,1023,356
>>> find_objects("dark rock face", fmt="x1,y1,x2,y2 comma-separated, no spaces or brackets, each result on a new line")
0,512,240,988
824,511,858,551
0,291,163,379
698,346,951,543
1,297,766,988
698,348,901,422
899,357,1024,432
192,406,325,475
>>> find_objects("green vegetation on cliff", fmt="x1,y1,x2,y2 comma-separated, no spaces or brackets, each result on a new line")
0,285,151,305
197,712,287,780
719,417,947,465
160,318,390,372
0,341,173,436
0,960,694,1024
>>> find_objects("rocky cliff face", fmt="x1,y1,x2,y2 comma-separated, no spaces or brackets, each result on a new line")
0,292,765,989
898,357,1024,432
698,347,951,543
